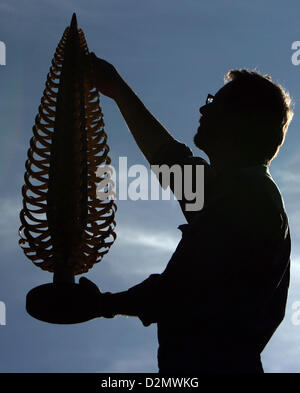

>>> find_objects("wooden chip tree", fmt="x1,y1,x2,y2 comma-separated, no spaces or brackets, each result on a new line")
19,13,117,324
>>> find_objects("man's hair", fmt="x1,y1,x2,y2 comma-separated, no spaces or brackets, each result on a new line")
223,69,293,165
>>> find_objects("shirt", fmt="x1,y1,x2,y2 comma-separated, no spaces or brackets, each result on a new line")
125,139,291,373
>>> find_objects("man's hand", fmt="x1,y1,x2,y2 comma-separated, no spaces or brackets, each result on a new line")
85,51,174,166
79,277,115,319
85,52,124,100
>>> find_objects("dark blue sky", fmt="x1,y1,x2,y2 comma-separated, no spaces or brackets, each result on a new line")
0,0,300,372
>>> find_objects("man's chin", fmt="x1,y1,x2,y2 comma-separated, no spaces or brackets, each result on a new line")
193,131,203,149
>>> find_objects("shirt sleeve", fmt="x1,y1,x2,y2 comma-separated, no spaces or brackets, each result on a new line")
125,273,163,327
149,139,213,223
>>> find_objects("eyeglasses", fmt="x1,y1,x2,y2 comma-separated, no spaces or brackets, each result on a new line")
206,94,214,105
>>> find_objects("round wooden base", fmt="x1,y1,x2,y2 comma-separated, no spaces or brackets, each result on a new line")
26,282,96,324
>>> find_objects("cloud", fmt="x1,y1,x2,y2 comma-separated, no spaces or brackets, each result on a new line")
259,254,300,372
101,351,156,373
0,2,16,13
116,224,179,253
99,223,181,284
273,168,300,199
0,197,22,239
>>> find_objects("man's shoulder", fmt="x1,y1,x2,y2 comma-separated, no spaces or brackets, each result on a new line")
150,139,209,168
232,165,285,213
198,165,288,234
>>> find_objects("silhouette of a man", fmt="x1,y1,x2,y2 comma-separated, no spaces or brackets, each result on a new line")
81,54,293,373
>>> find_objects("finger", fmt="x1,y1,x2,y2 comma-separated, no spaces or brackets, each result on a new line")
79,276,97,289
79,276,89,284
89,52,97,65
79,276,102,293
89,54,110,68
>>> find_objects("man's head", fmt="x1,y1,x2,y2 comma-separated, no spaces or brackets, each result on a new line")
194,69,293,166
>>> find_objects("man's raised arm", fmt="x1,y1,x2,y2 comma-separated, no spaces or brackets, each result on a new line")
87,53,175,163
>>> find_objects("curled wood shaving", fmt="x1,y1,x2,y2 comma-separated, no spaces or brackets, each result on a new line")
19,14,117,275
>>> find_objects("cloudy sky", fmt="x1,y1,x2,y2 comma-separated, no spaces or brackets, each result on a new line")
0,0,300,373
